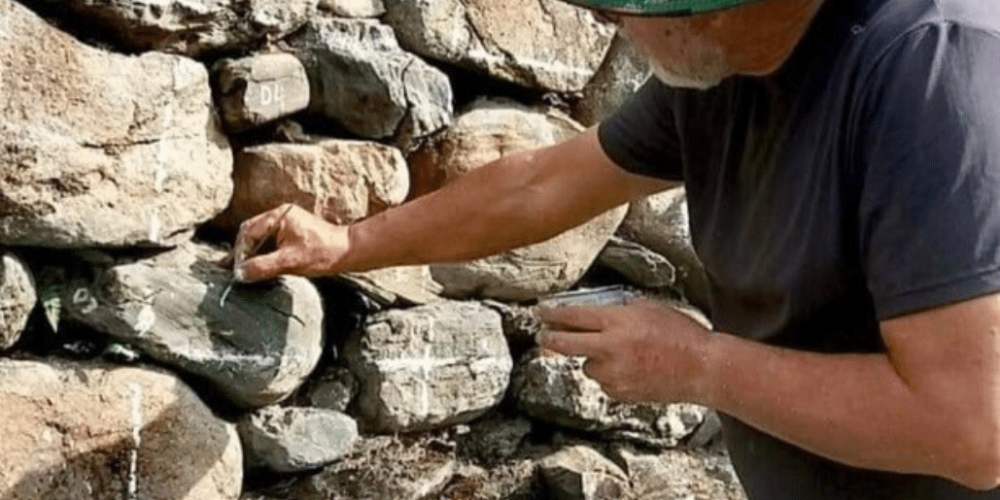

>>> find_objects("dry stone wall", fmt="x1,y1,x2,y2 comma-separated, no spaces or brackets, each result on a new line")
0,0,738,498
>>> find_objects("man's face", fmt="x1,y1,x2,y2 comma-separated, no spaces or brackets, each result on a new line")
617,15,730,89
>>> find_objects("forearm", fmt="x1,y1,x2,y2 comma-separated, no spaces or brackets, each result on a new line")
696,332,983,486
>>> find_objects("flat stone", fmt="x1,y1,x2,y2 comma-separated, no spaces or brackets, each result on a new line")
27,0,318,57
211,140,409,233
287,17,453,140
0,252,35,351
0,0,232,248
383,0,615,92
512,350,707,449
572,34,650,127
410,99,627,301
62,241,324,408
619,188,710,309
344,301,512,433
340,266,444,306
539,445,629,500
216,53,311,133
597,237,676,289
459,414,533,462
307,366,358,413
0,359,242,500
239,406,359,473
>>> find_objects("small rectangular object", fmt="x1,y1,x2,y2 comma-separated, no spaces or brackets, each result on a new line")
535,285,629,308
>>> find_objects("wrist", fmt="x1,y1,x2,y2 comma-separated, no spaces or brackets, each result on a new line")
687,329,724,407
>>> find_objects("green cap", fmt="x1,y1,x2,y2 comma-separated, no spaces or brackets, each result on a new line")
559,0,765,16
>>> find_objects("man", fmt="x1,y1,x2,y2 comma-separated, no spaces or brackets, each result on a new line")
233,0,1000,497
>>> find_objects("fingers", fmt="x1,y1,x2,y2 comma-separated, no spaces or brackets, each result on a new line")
537,305,617,332
539,330,608,359
238,249,292,283
233,204,294,271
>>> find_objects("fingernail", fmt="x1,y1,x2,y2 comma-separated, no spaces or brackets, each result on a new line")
233,267,247,283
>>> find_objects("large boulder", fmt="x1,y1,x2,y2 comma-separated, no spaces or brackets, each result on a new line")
212,140,409,233
383,0,615,92
618,188,710,309
63,242,324,408
0,0,232,248
0,360,242,500
344,301,512,433
572,34,650,127
215,54,311,133
26,0,317,57
512,350,708,448
0,252,35,351
410,99,627,301
287,18,453,140
238,406,359,473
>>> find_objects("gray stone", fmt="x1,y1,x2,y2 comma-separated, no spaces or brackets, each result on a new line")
0,252,35,351
340,266,444,306
28,0,317,57
0,0,233,248
211,140,409,233
344,301,512,433
319,0,385,17
460,414,533,461
409,99,627,301
598,237,676,289
686,410,723,449
0,359,242,500
619,188,710,309
308,367,358,412
573,34,650,127
63,242,324,408
383,0,615,92
512,351,705,448
216,54,311,133
539,445,629,500
239,406,359,473
288,18,453,140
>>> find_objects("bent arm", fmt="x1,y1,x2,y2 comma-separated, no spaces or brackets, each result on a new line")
338,128,676,273
696,295,1000,490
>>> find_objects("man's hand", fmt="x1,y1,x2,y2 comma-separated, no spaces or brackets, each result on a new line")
233,204,349,282
539,299,713,403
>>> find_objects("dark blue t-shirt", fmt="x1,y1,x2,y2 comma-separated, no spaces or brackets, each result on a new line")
598,0,1000,498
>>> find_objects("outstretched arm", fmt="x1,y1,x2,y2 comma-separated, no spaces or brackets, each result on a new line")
234,128,675,281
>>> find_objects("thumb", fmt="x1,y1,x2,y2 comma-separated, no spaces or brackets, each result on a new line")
539,330,607,359
236,250,290,283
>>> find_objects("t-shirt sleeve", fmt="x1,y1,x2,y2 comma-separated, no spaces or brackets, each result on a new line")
597,78,684,181
858,23,1000,320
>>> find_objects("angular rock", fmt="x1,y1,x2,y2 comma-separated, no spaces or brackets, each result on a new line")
340,266,443,306
0,0,232,248
0,252,35,351
573,34,650,127
216,54,311,133
307,366,358,412
597,237,676,289
287,18,453,140
0,360,242,500
212,140,409,233
344,301,512,433
609,446,747,500
239,406,359,473
512,351,706,448
383,0,614,92
619,188,710,309
296,436,457,500
63,242,324,408
459,414,532,462
539,445,629,500
687,410,723,449
29,0,317,57
319,0,385,17
409,99,627,301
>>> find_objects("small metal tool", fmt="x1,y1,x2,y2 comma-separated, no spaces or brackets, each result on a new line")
220,205,294,307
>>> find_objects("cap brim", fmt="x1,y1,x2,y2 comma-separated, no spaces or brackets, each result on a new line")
560,0,765,16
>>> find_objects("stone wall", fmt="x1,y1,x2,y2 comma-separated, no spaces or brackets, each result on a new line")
0,0,741,498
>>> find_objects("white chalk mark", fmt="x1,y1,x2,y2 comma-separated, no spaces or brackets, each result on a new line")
134,305,156,336
72,288,98,315
154,105,172,193
126,383,143,500
148,210,161,244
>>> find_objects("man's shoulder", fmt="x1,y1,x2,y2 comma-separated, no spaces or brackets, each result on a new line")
860,0,1000,59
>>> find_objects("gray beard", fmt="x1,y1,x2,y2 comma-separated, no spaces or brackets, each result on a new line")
649,59,723,90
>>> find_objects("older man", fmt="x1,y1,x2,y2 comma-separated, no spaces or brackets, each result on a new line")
234,0,1000,497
